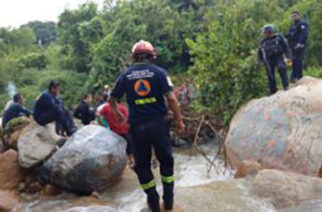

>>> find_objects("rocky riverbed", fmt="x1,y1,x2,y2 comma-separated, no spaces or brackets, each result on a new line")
16,146,277,212
3,77,322,211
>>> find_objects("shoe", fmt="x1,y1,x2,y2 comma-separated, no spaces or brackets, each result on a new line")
67,127,77,136
147,189,160,212
163,183,174,210
148,199,160,212
163,197,174,211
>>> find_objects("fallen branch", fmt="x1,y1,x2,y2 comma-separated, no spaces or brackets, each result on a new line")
190,115,205,155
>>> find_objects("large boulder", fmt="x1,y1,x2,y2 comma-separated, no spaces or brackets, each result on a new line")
0,140,4,153
225,77,322,176
252,169,322,209
39,125,127,193
175,179,275,212
234,160,262,179
17,122,61,168
0,190,22,211
279,200,322,212
0,150,23,190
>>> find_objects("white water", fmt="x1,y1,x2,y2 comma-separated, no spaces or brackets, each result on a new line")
7,81,17,98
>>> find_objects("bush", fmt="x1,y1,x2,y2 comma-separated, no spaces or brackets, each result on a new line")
19,53,48,70
187,0,321,126
17,69,87,109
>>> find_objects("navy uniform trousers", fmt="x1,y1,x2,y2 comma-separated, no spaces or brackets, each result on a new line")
130,116,174,211
291,48,305,82
265,56,289,94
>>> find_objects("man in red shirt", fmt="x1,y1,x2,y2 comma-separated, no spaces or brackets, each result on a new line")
98,101,134,166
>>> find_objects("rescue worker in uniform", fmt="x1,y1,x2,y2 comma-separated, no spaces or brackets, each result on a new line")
258,24,290,94
287,11,309,83
109,40,185,212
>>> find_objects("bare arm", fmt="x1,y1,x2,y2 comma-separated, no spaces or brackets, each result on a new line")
109,96,125,123
166,92,185,134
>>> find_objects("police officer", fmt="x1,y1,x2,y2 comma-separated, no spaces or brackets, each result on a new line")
287,11,309,83
258,25,290,94
109,40,185,212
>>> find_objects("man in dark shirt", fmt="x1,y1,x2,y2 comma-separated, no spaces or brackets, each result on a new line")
33,81,76,136
258,24,290,94
110,40,185,212
287,11,309,83
74,94,95,125
2,93,32,128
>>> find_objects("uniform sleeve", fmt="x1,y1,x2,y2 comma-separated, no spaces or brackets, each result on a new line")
280,35,290,57
299,22,309,45
19,106,32,117
258,40,264,61
160,71,174,95
111,75,126,99
41,93,61,112
74,104,82,119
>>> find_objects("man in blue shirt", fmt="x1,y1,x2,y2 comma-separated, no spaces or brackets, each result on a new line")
34,81,76,136
258,25,290,94
74,93,95,125
110,40,185,212
287,11,309,83
2,93,32,129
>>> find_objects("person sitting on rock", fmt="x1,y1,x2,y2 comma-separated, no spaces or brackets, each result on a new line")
98,100,134,167
33,81,76,136
74,94,95,125
2,93,32,129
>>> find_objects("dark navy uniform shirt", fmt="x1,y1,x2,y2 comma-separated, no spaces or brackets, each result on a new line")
111,63,174,125
287,20,309,48
2,103,32,128
33,91,62,122
258,34,289,60
74,100,95,125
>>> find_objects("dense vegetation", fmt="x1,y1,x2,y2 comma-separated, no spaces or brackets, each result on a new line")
0,0,321,125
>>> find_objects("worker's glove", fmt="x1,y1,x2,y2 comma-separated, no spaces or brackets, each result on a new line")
284,58,293,67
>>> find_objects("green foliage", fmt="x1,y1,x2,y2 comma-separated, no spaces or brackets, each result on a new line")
17,69,87,109
0,27,36,55
306,67,322,78
21,21,57,46
187,0,322,125
3,116,30,134
19,53,48,70
0,0,322,127
58,2,99,72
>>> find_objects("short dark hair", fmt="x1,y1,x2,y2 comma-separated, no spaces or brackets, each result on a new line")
292,11,301,15
103,93,109,101
13,93,22,103
48,80,60,90
83,93,92,100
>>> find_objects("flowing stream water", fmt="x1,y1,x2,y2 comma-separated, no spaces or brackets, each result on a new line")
19,144,276,212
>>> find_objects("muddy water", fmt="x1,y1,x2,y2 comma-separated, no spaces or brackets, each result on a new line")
19,145,276,212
